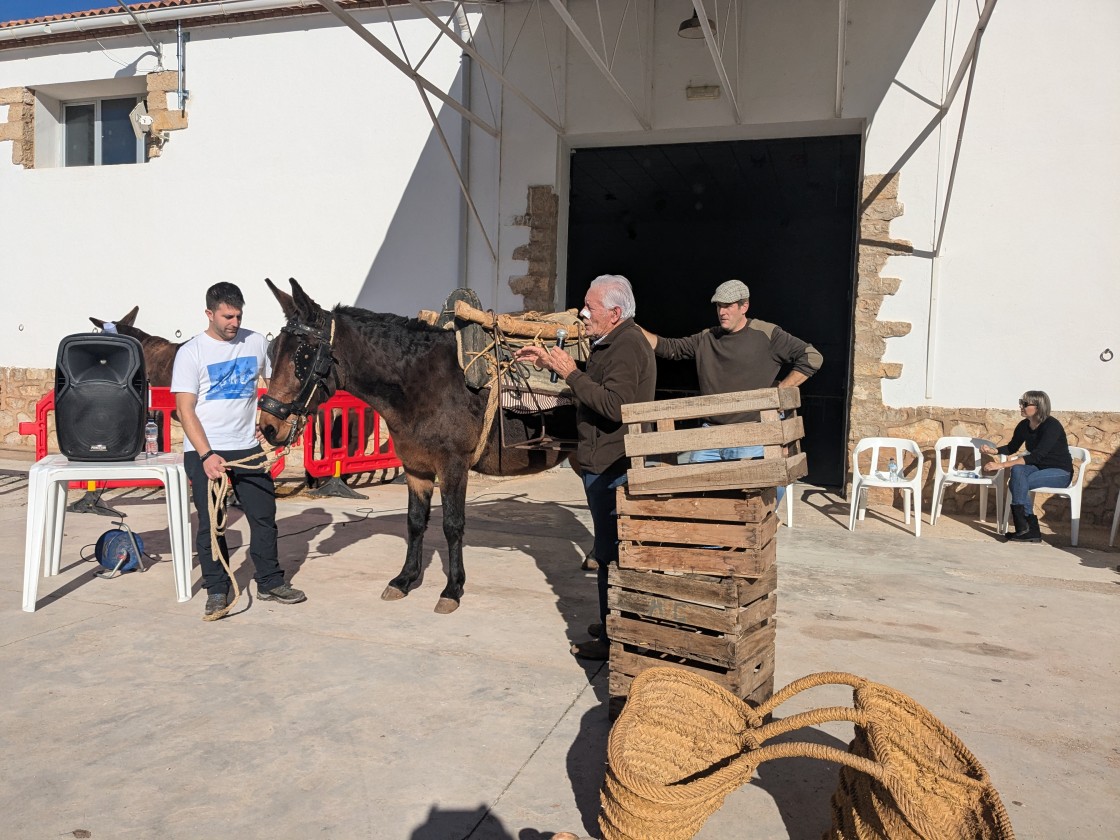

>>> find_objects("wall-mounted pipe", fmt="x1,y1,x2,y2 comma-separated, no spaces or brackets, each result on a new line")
177,21,189,113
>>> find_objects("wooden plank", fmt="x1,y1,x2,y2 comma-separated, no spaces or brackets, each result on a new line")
736,595,777,634
618,488,775,522
609,654,768,698
733,563,778,605
623,416,804,458
608,588,738,634
617,512,777,549
610,565,739,608
621,387,801,424
606,614,732,666
730,619,777,666
619,539,776,577
609,635,776,698
626,452,808,495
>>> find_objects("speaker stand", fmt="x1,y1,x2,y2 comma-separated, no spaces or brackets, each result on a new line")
67,490,119,517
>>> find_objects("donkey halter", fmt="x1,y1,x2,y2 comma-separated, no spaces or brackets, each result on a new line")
257,313,336,444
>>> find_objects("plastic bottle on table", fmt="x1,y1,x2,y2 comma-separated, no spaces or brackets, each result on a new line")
144,416,158,457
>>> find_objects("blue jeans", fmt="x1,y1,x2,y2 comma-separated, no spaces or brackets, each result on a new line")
1008,464,1072,512
582,462,628,643
686,438,787,504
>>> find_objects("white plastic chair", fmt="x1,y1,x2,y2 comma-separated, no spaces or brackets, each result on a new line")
1001,446,1091,546
1110,489,1119,548
930,437,1006,529
849,437,924,537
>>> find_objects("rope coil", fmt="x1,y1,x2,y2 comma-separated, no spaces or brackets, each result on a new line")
600,667,1016,840
201,445,282,621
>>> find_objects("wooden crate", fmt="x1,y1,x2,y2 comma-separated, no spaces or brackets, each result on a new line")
617,486,777,577
621,386,807,495
607,563,776,716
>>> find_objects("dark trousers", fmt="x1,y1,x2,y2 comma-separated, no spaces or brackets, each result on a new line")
185,446,284,596
582,461,628,643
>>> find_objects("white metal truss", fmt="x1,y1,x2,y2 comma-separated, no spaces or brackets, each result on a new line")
691,0,742,124
545,0,651,131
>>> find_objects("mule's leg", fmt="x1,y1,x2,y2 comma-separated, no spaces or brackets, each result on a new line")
434,463,469,614
381,471,433,601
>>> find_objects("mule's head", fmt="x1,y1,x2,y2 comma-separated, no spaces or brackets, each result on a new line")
258,277,338,447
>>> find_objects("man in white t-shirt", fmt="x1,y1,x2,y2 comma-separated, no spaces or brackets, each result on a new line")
171,282,306,619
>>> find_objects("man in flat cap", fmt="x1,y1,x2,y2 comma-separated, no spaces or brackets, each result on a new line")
642,279,822,472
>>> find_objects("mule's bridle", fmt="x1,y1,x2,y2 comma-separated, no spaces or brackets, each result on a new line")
258,313,337,445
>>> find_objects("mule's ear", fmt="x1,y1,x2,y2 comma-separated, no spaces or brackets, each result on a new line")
289,278,320,320
266,277,298,320
119,306,139,327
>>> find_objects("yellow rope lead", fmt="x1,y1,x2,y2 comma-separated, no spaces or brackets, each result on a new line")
201,445,281,621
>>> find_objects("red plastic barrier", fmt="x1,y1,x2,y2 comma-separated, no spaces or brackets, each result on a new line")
18,387,286,489
301,390,401,479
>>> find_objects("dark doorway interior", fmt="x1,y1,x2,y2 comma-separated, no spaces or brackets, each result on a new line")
565,134,860,487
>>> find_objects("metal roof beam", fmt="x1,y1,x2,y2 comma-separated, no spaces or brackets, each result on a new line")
545,0,650,131
316,0,498,138
943,0,998,111
402,0,564,135
691,0,741,125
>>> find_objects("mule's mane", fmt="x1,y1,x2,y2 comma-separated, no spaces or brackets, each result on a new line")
334,305,447,337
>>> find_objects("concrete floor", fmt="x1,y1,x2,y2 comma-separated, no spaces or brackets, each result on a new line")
1,454,1117,840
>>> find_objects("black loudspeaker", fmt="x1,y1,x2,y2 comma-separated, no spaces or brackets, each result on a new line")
55,333,148,461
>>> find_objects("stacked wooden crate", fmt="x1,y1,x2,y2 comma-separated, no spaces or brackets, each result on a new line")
608,387,806,717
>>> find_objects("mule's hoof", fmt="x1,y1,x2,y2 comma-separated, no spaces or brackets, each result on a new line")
434,597,460,614
381,585,407,601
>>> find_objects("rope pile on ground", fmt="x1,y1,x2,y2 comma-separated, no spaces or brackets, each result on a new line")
600,667,1015,840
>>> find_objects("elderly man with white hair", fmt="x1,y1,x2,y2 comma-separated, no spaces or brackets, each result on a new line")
516,274,656,660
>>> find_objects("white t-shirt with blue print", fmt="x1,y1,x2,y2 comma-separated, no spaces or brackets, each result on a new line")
170,328,273,452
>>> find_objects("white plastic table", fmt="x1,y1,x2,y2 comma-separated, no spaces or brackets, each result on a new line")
23,453,192,612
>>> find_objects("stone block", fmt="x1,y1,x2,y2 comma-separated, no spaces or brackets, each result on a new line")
152,110,188,132
146,90,168,112
875,320,912,338
0,87,26,105
862,172,899,202
146,70,180,93
862,199,904,221
0,122,21,142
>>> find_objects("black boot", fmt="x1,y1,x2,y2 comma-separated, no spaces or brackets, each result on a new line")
1009,508,1042,543
1005,505,1029,541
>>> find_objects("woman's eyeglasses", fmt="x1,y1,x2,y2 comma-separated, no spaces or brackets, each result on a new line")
1018,399,1031,408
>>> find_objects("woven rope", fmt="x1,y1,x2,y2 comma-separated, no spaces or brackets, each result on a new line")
600,668,1015,840
200,445,281,622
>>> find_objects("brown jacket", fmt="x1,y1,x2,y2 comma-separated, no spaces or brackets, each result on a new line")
566,318,656,475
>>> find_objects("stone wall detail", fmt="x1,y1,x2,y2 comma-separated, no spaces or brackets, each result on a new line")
1,367,53,452
0,87,35,168
848,173,1119,530
144,70,188,158
509,185,559,312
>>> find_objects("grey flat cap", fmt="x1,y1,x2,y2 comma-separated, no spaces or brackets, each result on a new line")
711,279,750,304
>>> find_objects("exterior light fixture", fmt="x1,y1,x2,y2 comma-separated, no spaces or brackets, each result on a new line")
678,10,715,39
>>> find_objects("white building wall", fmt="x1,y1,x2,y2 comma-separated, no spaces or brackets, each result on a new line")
2,0,1116,416
870,0,1120,413
0,6,467,369
487,0,1119,414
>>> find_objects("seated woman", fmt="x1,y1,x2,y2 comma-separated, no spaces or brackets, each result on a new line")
981,390,1073,543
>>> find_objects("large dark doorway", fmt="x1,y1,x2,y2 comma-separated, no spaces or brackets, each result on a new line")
565,134,860,487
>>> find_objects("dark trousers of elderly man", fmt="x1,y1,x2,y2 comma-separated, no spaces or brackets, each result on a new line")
581,460,628,658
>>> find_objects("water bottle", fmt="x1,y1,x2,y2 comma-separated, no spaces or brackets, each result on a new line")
144,416,159,458
888,457,898,482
